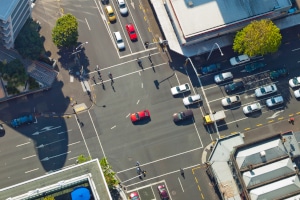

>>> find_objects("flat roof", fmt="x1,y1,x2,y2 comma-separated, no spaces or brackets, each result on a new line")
170,0,290,38
0,159,111,200
0,0,19,20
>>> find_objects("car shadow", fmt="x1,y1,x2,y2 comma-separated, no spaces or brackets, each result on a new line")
173,118,194,126
132,118,151,125
244,111,262,118
172,91,191,99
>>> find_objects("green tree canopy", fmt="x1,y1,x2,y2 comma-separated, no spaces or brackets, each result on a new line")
100,157,118,189
52,13,78,47
77,154,91,164
233,19,282,57
15,19,44,60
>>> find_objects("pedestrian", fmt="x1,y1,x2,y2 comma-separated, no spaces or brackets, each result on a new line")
108,72,113,79
137,167,141,174
136,161,140,166
180,168,185,178
289,117,295,125
142,170,147,177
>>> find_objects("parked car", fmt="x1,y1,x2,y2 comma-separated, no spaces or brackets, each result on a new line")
214,72,233,83
230,55,250,66
173,110,193,122
266,96,284,107
289,77,300,88
157,185,170,200
130,110,150,122
183,94,202,106
11,115,34,128
269,67,289,80
116,0,128,15
243,103,261,114
224,81,244,93
244,62,265,73
201,63,221,75
221,95,241,107
126,23,137,41
113,31,125,50
255,84,277,97
171,83,190,95
294,89,300,98
129,192,140,200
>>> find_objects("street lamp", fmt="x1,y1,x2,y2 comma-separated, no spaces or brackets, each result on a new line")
75,41,88,50
185,57,220,136
206,43,224,61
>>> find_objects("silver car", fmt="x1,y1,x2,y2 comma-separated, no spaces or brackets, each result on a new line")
230,55,250,66
221,95,240,107
183,94,202,106
214,72,233,83
243,103,261,114
113,31,125,50
289,77,300,88
266,96,284,107
255,84,277,97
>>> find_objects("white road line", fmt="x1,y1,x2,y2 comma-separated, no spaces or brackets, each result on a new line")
136,99,140,104
68,156,78,160
126,113,131,118
68,141,80,146
16,142,30,147
75,116,91,158
127,180,166,192
85,18,91,30
203,85,218,91
292,48,300,51
178,177,184,192
25,168,39,174
111,125,116,129
57,129,72,135
208,96,224,103
117,147,203,174
70,75,74,82
22,155,36,160
119,47,158,59
141,82,143,88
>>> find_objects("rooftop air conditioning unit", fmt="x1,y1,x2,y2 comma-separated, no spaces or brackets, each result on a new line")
260,151,266,157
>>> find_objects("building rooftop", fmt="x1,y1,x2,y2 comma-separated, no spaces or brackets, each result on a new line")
0,159,111,200
0,0,19,21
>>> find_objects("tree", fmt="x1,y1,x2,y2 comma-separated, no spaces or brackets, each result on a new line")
15,19,44,60
76,154,91,164
233,19,282,57
100,157,118,189
52,14,78,47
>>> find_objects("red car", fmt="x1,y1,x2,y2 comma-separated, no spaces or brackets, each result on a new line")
129,192,140,200
130,110,150,122
158,185,169,200
126,23,137,41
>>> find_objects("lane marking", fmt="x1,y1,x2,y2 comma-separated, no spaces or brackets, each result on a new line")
68,156,78,160
25,168,39,173
244,128,251,131
111,125,116,129
68,141,80,146
278,117,284,120
126,113,131,118
141,82,143,88
136,99,140,104
16,142,30,147
75,116,91,158
22,155,36,160
292,48,300,51
85,18,91,30
178,177,184,192
256,124,263,127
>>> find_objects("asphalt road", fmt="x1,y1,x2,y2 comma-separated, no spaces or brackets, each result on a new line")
1,1,300,200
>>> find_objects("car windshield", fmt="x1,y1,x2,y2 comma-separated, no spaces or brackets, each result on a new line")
226,98,231,104
235,57,241,62
260,88,266,94
219,74,224,80
188,97,193,102
293,77,299,85
247,106,252,111
176,86,180,92
236,96,240,101
271,98,276,104
135,113,140,120
120,4,126,8
178,112,184,119
130,30,135,34
131,197,139,200
109,13,114,17
229,83,236,90
117,39,123,43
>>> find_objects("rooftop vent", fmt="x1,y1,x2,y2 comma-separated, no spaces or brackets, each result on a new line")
260,151,266,157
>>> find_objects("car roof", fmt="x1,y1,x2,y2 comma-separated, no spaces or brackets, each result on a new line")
106,5,113,12
114,31,122,39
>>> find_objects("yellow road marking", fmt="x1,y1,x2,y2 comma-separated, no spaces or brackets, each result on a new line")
289,114,294,117
231,132,238,135
144,16,147,21
244,128,250,131
278,117,284,120
297,112,300,115
148,27,151,32
256,124,263,127
198,184,201,191
201,193,204,199
268,120,274,123
195,177,198,183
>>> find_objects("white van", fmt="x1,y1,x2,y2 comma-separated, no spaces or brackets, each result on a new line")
116,0,128,15
113,32,125,50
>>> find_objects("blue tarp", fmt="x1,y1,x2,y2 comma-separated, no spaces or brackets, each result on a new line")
71,187,91,200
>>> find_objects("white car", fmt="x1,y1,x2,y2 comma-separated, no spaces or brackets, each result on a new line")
214,72,233,83
289,77,300,88
266,96,284,107
113,32,125,50
221,95,240,106
183,94,202,106
243,103,261,114
255,84,277,97
171,83,190,95
294,89,300,98
116,0,128,15
230,55,250,66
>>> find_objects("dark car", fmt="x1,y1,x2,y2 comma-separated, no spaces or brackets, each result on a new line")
201,63,221,75
224,81,244,93
0,124,5,134
157,185,170,200
269,67,289,80
173,109,193,122
244,62,265,73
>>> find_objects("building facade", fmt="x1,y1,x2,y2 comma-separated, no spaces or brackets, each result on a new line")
0,0,32,49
